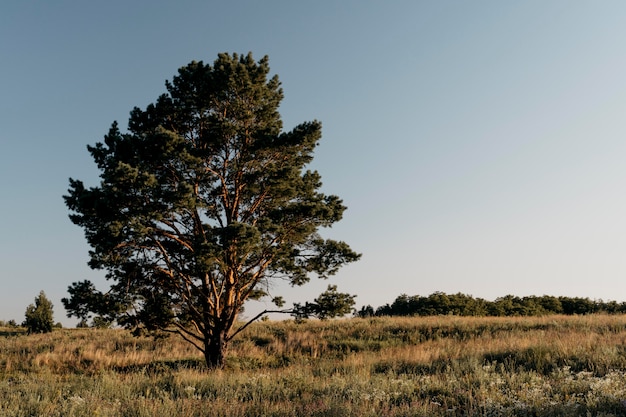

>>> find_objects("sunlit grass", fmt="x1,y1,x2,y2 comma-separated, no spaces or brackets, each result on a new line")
2,315,626,416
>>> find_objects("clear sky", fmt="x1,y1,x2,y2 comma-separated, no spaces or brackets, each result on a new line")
3,1,626,325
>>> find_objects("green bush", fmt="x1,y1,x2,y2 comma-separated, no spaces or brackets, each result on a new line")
24,291,54,334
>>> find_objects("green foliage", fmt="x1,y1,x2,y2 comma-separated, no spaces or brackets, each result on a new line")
364,292,626,318
313,285,356,319
63,52,360,368
292,285,356,320
91,316,112,329
61,280,125,327
24,291,54,334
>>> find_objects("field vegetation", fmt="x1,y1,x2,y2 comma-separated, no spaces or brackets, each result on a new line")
3,315,626,416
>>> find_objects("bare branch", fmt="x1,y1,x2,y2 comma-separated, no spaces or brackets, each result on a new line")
227,308,293,342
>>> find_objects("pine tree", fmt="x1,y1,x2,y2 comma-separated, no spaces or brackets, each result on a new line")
63,53,360,368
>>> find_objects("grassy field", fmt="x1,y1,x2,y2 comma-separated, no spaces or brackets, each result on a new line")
3,315,626,416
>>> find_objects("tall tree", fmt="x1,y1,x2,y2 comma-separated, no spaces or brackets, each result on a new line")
63,52,360,368
24,291,54,334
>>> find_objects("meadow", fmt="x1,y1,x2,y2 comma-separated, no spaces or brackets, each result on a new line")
3,315,626,416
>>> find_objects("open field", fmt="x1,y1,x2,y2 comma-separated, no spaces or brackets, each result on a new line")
3,315,626,416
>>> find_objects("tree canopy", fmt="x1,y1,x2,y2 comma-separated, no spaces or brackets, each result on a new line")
24,291,54,334
357,292,625,318
292,285,356,321
63,52,360,368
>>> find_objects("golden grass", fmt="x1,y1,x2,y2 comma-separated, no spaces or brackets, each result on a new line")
3,315,626,416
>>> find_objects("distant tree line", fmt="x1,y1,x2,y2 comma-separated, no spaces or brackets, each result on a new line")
356,292,626,318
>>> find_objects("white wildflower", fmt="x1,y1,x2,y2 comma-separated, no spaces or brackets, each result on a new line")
68,395,85,405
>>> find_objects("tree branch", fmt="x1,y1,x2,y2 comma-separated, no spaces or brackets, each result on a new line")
227,308,293,342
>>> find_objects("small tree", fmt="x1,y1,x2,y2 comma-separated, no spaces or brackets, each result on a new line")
63,53,360,368
24,291,54,334
292,285,356,320
355,304,375,318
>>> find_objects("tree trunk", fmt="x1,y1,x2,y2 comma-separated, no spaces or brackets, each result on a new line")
204,331,228,369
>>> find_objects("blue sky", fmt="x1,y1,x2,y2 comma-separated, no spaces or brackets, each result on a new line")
3,1,626,324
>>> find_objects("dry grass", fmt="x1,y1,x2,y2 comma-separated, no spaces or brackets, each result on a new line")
3,315,626,416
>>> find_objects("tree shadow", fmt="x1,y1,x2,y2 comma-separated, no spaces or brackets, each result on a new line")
0,329,27,337
114,358,206,375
